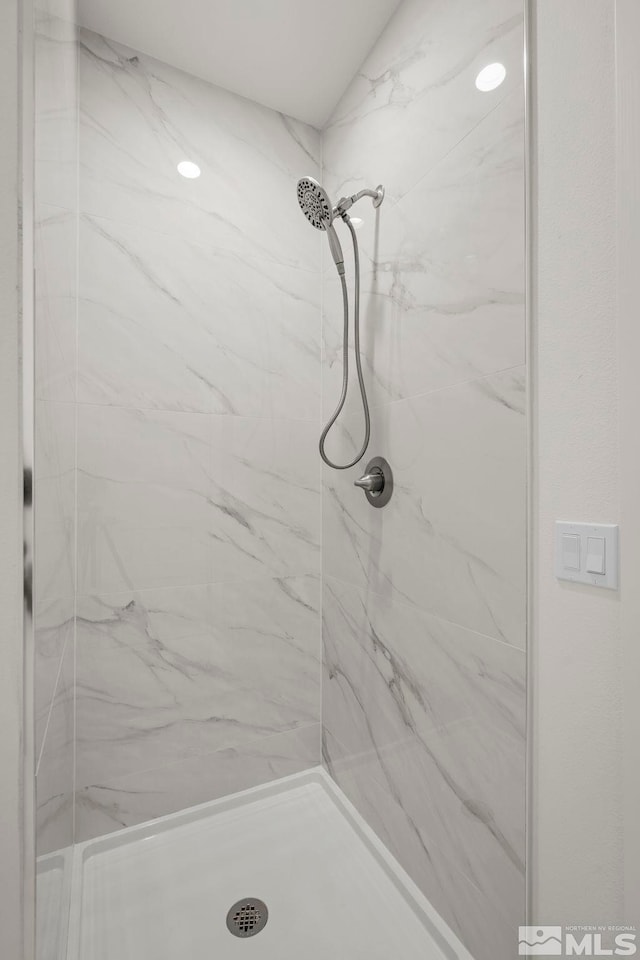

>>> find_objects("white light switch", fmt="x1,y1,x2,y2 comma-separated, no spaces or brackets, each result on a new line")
562,534,581,570
555,522,618,589
586,536,605,575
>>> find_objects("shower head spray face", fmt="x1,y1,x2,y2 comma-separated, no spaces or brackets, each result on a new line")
297,176,345,276
296,176,333,230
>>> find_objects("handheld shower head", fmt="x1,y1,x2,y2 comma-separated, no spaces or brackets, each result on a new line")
296,172,385,473
296,176,345,276
297,176,332,229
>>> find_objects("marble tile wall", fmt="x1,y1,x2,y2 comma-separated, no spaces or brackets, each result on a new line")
319,1,526,958
73,30,322,840
34,0,78,857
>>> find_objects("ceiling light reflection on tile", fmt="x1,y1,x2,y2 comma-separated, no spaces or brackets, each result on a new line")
475,63,506,92
177,160,201,179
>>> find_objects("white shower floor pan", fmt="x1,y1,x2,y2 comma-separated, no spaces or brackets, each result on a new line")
67,767,473,960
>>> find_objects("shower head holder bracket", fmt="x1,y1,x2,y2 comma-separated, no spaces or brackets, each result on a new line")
335,184,385,217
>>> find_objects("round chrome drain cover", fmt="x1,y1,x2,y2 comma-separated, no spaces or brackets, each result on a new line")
226,898,269,938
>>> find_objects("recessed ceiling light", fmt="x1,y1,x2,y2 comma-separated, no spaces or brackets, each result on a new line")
475,62,506,92
177,160,201,179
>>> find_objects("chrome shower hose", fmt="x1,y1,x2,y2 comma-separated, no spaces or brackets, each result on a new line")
319,215,370,470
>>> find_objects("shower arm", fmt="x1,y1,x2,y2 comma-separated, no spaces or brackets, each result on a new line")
334,184,385,217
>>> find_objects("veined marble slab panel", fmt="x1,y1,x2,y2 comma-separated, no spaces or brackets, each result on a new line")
75,724,320,842
322,367,526,647
322,0,523,209
207,414,320,583
322,576,525,960
79,29,321,273
78,215,320,419
322,86,524,414
326,746,521,960
76,404,320,595
35,400,76,601
35,596,74,759
35,204,77,402
320,5,526,958
36,639,74,856
35,7,78,212
76,576,320,787
76,584,213,651
76,405,212,595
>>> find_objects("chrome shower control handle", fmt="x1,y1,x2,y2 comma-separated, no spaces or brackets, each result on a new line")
354,470,384,494
353,457,393,508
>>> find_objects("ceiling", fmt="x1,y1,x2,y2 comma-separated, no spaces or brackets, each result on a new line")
78,0,402,128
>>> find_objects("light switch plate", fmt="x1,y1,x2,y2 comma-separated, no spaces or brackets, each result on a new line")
555,521,619,589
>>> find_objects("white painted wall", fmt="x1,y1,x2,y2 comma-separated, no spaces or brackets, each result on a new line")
0,0,33,956
616,0,640,923
530,0,624,923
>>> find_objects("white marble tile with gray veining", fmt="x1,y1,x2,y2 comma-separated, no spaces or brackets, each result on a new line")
77,404,320,595
322,0,523,209
35,7,78,212
76,584,213,651
78,215,320,419
35,205,77,402
76,575,320,787
75,724,320,842
321,576,525,783
321,576,525,958
320,5,527,956
322,367,526,647
35,596,74,758
326,750,521,960
322,86,524,414
35,0,77,18
34,0,77,862
77,405,213,595
79,29,321,273
36,639,74,856
35,400,76,601
208,415,320,584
